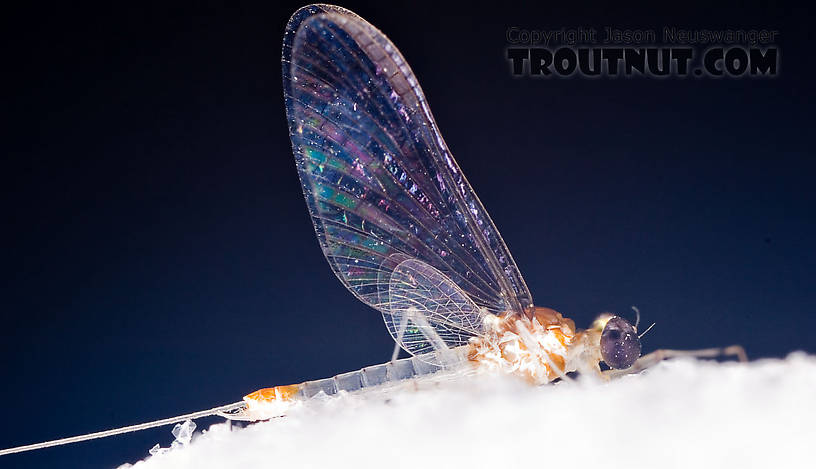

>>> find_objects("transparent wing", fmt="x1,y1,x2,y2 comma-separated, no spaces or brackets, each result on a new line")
387,258,485,364
282,5,533,351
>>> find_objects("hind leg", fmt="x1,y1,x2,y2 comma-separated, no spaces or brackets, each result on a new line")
604,345,747,379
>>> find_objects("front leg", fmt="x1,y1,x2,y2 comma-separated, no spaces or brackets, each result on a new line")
604,345,747,380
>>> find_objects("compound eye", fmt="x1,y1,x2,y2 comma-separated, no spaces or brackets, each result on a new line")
600,316,642,370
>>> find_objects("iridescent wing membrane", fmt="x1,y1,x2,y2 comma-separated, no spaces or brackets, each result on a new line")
282,5,533,358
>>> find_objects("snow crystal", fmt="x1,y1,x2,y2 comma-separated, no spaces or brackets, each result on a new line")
141,419,197,462
170,420,196,446
124,353,816,469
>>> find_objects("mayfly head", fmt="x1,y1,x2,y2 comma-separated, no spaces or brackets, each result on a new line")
594,314,642,370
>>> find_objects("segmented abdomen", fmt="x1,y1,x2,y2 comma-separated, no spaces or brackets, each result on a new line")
299,347,469,398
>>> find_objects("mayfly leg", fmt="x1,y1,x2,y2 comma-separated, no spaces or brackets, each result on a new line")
604,345,748,379
408,308,450,352
391,311,409,363
390,306,454,364
513,319,573,382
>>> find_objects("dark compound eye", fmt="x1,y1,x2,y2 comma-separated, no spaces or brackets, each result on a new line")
600,316,642,370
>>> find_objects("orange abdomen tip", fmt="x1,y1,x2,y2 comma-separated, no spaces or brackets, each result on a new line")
244,384,301,403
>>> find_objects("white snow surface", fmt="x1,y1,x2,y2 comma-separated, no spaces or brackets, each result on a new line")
121,354,815,469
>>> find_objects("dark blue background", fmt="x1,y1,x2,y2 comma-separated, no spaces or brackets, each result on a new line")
2,1,813,467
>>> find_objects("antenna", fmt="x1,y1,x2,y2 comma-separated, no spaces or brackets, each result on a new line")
631,305,641,330
639,322,656,339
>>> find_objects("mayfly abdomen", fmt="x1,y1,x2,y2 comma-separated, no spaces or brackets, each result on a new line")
238,347,471,419
298,346,469,399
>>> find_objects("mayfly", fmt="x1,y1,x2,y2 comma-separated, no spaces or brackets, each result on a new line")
0,3,745,457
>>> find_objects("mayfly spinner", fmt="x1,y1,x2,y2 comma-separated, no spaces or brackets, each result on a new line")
0,3,746,457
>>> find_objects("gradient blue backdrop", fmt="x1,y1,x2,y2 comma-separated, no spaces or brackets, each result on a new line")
2,1,814,468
